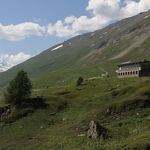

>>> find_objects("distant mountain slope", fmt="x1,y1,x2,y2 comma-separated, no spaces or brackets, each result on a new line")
0,10,150,87
0,59,13,73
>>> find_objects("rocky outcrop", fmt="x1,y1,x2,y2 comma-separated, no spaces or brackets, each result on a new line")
87,120,109,139
87,120,102,138
1,109,12,121
0,106,17,121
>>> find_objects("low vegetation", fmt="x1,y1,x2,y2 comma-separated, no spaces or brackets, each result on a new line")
0,75,150,149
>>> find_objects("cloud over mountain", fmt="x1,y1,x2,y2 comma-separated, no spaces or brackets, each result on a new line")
47,0,150,38
0,0,150,41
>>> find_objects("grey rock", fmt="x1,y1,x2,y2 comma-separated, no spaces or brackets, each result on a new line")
87,120,102,138
6,109,11,115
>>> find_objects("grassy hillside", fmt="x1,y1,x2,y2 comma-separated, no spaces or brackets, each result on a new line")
1,10,150,150
0,76,150,149
0,10,150,89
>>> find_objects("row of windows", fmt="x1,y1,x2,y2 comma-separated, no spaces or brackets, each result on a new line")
119,64,139,70
118,71,138,76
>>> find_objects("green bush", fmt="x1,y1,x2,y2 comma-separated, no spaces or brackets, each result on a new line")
76,76,84,86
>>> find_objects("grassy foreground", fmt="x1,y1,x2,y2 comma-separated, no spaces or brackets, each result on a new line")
0,76,150,149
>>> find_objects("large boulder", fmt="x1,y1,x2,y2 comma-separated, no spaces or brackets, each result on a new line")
87,120,108,139
87,121,101,138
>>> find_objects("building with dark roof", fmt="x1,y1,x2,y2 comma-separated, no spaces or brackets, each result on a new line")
116,60,150,78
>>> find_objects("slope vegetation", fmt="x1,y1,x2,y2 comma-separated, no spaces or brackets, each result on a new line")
0,77,150,149
0,10,150,88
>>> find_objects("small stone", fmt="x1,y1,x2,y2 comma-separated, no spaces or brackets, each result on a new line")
133,138,136,140
63,118,67,121
78,134,85,137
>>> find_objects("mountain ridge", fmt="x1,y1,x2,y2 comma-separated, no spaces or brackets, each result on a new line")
0,59,13,73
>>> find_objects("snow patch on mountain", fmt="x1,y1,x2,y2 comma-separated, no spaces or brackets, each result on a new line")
0,59,13,72
51,44,63,51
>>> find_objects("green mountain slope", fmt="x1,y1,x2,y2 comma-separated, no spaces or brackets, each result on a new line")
0,10,150,88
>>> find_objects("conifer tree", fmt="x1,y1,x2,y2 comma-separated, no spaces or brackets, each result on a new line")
4,70,32,106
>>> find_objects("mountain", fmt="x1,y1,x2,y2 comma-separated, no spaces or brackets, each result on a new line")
0,59,13,73
0,10,150,87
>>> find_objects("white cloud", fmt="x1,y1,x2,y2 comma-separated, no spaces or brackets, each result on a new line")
4,54,9,58
33,18,41,22
0,54,9,59
9,52,31,63
64,15,77,24
47,0,150,38
0,22,45,41
47,20,76,37
120,0,150,18
1,0,150,41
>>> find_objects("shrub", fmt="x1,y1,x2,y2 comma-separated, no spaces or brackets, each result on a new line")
76,76,84,86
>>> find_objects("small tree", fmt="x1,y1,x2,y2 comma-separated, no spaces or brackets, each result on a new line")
4,70,32,106
76,76,84,86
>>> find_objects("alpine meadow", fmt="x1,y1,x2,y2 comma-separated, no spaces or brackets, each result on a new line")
1,10,150,150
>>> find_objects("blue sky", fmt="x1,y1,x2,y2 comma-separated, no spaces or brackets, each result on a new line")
0,0,149,65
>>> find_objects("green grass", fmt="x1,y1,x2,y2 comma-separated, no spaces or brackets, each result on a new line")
0,76,150,149
1,11,150,149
